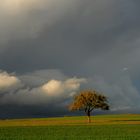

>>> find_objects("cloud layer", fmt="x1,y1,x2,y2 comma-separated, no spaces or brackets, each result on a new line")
0,69,140,115
0,0,140,117
0,70,86,106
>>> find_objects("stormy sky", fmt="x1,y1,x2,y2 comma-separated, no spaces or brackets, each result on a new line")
0,0,140,118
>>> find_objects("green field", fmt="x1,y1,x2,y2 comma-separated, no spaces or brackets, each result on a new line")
0,114,140,140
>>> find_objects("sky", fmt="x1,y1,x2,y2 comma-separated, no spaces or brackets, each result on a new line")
0,0,140,118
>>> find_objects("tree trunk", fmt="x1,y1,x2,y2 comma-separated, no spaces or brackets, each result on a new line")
87,111,91,123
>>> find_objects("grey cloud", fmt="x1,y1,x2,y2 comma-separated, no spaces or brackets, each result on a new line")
0,0,140,117
19,69,67,87
0,0,140,75
0,0,83,47
86,74,140,111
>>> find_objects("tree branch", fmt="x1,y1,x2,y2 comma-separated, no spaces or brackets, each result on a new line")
89,107,94,112
85,107,87,113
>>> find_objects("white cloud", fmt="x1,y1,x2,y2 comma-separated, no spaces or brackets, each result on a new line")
0,70,21,91
42,80,64,96
41,78,86,96
0,69,86,105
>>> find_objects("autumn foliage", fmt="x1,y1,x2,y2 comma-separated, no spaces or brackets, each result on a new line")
69,90,109,123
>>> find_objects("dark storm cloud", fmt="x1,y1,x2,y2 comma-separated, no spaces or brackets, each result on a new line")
0,0,140,117
0,0,140,75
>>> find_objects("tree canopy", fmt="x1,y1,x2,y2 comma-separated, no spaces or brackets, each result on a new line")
69,90,109,123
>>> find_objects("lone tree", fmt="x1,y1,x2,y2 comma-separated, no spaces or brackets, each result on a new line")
69,90,109,123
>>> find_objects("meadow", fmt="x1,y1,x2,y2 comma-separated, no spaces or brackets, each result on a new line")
0,114,140,140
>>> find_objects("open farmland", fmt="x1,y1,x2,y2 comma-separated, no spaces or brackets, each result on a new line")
0,114,140,140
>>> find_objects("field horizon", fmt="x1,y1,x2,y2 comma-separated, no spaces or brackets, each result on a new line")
0,114,140,139
0,114,140,126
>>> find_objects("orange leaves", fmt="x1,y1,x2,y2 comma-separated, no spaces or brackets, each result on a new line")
69,90,109,112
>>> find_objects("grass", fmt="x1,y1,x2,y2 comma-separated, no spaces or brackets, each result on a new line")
0,114,140,139
0,114,140,126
